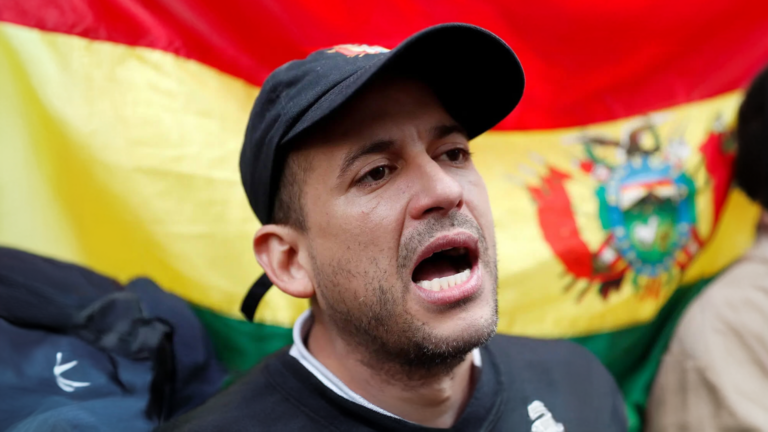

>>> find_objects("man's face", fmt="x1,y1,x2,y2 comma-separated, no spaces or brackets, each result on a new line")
298,78,498,371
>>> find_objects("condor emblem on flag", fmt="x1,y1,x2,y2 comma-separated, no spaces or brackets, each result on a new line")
524,117,732,301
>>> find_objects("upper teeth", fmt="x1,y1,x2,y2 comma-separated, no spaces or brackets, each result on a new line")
416,269,471,291
441,247,468,256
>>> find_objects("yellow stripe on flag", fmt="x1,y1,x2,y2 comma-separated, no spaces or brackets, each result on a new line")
0,23,265,318
256,92,760,336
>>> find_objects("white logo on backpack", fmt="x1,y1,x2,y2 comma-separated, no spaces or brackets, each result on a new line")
54,352,91,392
528,400,565,432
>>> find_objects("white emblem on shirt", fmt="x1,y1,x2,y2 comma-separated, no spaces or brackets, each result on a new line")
528,400,565,432
54,352,91,392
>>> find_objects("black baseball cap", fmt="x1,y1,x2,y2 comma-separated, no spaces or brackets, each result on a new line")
239,22,525,225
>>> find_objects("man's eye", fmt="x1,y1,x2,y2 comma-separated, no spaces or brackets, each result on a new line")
357,165,391,185
442,148,470,163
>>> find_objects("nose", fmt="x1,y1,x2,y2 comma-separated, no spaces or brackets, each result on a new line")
407,156,464,220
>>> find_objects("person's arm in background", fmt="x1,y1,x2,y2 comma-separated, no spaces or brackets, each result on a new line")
646,243,768,432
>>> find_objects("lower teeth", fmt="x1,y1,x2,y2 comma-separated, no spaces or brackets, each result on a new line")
416,269,471,291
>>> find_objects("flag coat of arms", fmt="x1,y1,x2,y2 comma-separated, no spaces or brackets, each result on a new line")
2,1,768,430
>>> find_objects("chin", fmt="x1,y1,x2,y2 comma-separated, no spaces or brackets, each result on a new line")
416,285,498,346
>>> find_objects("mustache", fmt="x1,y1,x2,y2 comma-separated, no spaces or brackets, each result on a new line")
397,212,487,274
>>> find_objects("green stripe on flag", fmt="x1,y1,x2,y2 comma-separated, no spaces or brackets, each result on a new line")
191,306,293,381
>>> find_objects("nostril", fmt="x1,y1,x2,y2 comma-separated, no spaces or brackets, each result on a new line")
423,206,444,215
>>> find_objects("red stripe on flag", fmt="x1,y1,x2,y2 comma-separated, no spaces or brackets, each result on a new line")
3,0,768,130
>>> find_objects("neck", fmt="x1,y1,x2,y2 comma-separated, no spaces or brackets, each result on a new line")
306,310,477,428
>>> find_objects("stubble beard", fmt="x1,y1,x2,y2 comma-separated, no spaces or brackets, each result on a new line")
311,212,498,383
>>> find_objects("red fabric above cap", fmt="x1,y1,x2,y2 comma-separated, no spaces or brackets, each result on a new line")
3,0,768,130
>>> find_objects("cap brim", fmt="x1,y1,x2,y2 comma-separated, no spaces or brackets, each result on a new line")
284,23,525,144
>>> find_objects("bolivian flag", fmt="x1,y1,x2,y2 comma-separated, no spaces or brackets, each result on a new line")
3,2,768,431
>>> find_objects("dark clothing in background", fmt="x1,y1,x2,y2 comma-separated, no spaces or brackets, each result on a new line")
0,317,158,432
0,247,225,431
159,335,627,432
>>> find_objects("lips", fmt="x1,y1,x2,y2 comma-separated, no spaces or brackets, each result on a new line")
410,231,482,305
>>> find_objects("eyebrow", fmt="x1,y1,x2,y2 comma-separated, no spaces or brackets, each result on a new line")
430,123,468,141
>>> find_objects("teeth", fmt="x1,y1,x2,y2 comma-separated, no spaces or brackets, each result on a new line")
441,247,468,257
416,269,471,292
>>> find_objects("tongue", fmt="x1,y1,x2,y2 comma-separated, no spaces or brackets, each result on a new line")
413,256,459,282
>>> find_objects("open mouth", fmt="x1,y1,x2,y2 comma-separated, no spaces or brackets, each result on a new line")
411,235,478,292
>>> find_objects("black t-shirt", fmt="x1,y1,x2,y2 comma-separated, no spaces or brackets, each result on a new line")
158,334,627,431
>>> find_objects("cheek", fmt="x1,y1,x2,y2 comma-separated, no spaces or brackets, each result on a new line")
309,203,406,303
309,191,406,269
464,173,496,241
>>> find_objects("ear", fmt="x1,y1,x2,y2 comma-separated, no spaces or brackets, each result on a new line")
253,224,314,299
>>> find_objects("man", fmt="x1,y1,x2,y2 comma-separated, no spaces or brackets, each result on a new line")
161,23,626,431
646,65,768,431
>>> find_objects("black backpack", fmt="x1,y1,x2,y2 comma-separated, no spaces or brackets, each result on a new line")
0,247,225,431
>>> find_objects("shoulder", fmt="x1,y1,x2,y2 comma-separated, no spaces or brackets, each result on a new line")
670,259,768,361
648,257,768,429
157,349,325,432
487,334,604,372
486,335,626,430
488,335,614,385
